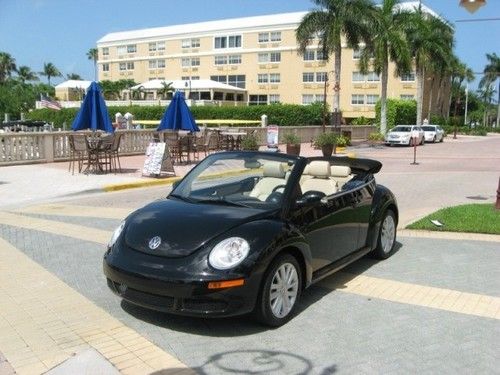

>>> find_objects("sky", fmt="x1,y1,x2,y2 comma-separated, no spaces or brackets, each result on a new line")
0,0,498,91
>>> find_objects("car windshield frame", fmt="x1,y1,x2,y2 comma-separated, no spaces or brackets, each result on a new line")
169,151,300,211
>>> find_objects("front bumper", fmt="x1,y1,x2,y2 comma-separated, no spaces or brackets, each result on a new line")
385,138,410,145
103,247,263,318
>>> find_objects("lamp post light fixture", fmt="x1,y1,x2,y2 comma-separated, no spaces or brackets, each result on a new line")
459,0,486,13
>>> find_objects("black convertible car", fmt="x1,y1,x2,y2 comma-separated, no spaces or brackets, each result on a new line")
104,151,398,326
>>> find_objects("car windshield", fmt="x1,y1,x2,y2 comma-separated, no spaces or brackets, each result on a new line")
422,126,435,131
392,126,412,132
170,152,299,210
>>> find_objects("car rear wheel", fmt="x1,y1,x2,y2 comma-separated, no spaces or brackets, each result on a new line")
254,254,302,327
420,137,425,145
372,210,397,259
433,136,436,143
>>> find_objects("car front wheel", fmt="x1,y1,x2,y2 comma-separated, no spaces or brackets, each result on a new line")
372,210,397,259
254,254,302,327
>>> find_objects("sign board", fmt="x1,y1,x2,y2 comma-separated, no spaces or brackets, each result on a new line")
266,125,279,149
142,142,175,177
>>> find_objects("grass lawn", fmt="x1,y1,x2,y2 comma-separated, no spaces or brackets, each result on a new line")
407,203,500,235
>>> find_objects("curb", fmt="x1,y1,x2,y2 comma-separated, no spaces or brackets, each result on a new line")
103,176,181,192
399,229,500,243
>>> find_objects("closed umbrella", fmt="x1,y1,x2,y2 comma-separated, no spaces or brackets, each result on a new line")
71,81,114,132
157,91,199,132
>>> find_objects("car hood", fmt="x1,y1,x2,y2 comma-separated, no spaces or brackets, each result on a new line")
124,198,269,257
388,131,410,136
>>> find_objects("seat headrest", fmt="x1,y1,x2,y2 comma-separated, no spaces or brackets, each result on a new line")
263,162,286,178
307,161,331,178
330,165,351,177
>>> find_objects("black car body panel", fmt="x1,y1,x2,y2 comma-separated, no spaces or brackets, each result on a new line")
104,151,398,319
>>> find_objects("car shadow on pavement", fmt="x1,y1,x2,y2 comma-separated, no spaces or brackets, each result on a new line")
120,242,403,336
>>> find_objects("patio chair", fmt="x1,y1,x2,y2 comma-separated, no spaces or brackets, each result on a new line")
200,131,219,156
106,133,123,173
68,134,87,174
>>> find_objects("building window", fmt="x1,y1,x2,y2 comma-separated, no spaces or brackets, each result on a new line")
401,72,416,82
400,94,415,100
302,72,314,83
316,49,327,61
270,73,280,83
126,62,134,70
316,94,325,103
191,57,200,66
316,72,327,82
302,94,315,105
127,44,137,53
211,75,227,84
191,76,200,80
351,94,365,105
149,60,156,69
249,95,268,105
352,71,365,82
149,60,165,69
259,52,281,63
182,57,200,67
269,94,280,104
182,38,200,48
102,63,109,72
157,41,165,51
149,42,156,52
102,47,109,56
303,50,315,61
119,62,134,71
270,31,281,42
258,32,269,43
353,48,362,59
258,53,268,63
228,54,241,64
228,74,245,88
366,94,379,105
226,93,234,101
157,59,165,68
215,35,241,49
367,72,380,82
258,74,268,83
117,46,127,55
270,52,281,62
214,55,227,65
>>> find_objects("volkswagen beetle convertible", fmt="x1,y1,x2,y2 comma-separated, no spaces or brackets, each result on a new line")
104,151,398,326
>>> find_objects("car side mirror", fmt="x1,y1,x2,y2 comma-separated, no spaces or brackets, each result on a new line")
295,190,326,206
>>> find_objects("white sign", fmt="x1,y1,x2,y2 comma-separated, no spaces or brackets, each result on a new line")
267,125,279,148
143,142,166,175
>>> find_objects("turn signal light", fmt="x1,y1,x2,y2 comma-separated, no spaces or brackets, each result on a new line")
208,279,245,289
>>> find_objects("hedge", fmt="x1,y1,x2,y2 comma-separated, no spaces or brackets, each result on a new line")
375,99,416,130
27,102,324,127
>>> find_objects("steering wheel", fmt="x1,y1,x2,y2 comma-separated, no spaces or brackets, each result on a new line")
272,184,286,193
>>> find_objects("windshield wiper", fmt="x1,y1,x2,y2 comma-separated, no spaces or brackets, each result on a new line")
195,198,250,208
169,193,196,203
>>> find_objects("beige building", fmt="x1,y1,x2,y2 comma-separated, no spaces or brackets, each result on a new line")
96,2,447,121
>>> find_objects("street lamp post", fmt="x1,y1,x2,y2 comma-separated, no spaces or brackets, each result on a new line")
459,0,486,13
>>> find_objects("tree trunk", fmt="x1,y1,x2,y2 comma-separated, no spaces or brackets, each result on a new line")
416,67,425,126
427,76,436,121
436,75,443,117
380,61,389,135
496,81,500,128
333,47,342,132
446,76,454,121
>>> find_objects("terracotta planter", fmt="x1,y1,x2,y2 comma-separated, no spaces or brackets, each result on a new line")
321,144,334,157
286,143,301,156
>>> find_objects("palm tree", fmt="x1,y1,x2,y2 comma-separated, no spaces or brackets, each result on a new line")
66,73,83,80
157,81,175,99
131,85,145,100
16,66,39,83
480,53,500,128
0,52,17,83
40,62,62,86
358,0,411,135
296,0,374,132
87,48,98,81
405,7,454,126
477,83,496,127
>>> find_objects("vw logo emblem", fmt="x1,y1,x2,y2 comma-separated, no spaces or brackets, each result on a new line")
148,236,162,250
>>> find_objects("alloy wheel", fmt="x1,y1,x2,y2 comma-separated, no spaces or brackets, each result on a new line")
269,262,299,318
380,214,396,254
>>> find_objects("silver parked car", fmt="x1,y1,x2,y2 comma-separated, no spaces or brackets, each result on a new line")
422,125,445,143
385,125,425,146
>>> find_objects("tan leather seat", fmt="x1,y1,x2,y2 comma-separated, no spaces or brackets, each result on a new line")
300,161,338,196
249,161,287,201
330,165,353,190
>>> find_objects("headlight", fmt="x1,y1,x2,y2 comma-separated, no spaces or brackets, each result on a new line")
108,221,125,248
208,237,250,270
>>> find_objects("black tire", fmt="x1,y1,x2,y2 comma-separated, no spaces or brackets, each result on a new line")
372,210,397,259
420,137,425,145
432,136,436,143
254,253,302,327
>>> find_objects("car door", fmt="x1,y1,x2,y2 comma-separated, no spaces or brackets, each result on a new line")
290,190,361,272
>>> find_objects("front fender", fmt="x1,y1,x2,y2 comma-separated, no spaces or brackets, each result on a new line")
367,184,398,250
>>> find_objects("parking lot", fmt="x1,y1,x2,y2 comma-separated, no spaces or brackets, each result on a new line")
0,134,499,374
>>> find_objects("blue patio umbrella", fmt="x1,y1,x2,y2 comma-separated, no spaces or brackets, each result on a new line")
157,91,199,132
71,81,114,132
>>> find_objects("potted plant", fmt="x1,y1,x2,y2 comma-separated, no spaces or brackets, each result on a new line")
283,132,301,156
240,133,259,151
335,134,349,152
314,132,337,157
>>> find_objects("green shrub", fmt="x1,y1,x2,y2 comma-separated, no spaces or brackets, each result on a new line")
26,102,324,128
314,132,337,147
375,99,416,129
240,133,259,150
351,116,371,125
283,132,301,145
368,132,385,141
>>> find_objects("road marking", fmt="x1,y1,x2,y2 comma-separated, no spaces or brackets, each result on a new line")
319,272,500,320
14,204,133,220
0,212,110,245
0,237,194,375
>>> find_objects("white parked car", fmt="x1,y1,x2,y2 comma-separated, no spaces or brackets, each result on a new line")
422,125,444,143
385,125,425,146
